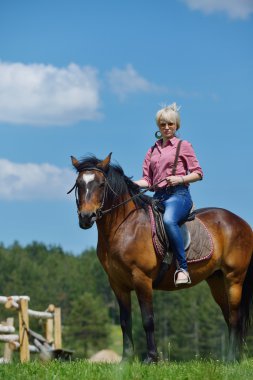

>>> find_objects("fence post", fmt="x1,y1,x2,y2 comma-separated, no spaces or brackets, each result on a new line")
54,307,62,349
3,317,14,362
45,304,54,344
18,299,30,362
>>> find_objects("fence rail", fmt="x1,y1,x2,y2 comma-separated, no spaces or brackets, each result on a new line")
0,295,62,363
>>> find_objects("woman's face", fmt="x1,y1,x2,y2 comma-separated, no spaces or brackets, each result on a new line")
159,120,177,141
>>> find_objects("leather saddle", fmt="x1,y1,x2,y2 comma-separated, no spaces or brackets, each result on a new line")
151,199,196,287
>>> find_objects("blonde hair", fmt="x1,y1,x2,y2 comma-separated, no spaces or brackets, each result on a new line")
155,102,181,130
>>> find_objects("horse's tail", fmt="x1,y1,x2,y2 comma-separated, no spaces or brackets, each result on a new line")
237,251,253,343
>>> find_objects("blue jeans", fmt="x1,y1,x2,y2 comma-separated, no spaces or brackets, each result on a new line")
154,185,193,271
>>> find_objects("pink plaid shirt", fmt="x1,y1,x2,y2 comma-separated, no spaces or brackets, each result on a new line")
141,137,203,188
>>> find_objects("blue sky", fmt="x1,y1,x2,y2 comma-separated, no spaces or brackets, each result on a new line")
0,0,252,254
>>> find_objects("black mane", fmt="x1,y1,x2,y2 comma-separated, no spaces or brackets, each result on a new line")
74,154,151,210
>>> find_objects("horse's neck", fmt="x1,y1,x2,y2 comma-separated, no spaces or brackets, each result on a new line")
96,195,137,242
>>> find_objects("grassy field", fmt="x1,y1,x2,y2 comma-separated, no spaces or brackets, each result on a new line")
0,360,253,380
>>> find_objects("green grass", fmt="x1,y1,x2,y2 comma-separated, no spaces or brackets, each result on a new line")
1,360,253,380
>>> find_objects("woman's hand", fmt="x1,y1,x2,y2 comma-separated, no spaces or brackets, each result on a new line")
166,176,184,186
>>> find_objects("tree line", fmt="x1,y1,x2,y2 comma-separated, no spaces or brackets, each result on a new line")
0,241,252,360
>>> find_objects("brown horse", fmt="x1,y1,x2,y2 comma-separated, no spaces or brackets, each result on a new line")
68,153,253,362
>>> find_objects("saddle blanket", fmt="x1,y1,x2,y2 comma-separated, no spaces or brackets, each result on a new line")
148,208,214,263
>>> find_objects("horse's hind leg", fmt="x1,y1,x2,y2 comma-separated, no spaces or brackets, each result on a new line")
206,270,230,325
225,279,244,361
133,270,158,363
206,271,232,360
206,270,243,360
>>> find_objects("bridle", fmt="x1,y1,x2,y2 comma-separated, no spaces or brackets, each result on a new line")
67,167,167,222
67,167,108,221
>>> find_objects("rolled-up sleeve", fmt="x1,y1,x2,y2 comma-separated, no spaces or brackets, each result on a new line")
181,141,203,178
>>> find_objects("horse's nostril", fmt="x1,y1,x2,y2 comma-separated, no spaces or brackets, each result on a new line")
79,211,88,219
79,211,96,221
90,213,97,222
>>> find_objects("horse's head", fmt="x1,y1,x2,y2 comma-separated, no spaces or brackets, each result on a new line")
69,153,112,229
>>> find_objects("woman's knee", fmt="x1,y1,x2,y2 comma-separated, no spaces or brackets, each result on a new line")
163,214,178,228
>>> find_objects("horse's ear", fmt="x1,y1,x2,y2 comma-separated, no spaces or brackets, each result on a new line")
71,156,79,169
97,152,112,172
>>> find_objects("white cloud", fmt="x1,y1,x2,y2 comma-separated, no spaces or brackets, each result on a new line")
0,61,203,123
0,62,100,126
106,64,166,100
181,0,253,19
0,159,75,200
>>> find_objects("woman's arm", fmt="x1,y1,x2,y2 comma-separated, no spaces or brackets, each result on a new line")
134,146,153,188
133,179,149,188
181,172,202,184
166,172,201,186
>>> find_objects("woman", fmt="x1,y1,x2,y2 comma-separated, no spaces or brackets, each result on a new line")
134,103,203,286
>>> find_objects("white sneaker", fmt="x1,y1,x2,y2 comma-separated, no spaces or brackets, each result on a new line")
174,269,191,286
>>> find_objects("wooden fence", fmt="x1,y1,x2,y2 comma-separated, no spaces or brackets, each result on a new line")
0,295,62,363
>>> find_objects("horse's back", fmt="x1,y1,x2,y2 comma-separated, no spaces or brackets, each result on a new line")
195,207,253,263
195,207,252,232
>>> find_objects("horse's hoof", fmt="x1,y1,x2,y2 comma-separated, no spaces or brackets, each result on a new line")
120,356,134,364
143,355,158,364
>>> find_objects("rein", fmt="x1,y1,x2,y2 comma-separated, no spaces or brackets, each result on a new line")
68,141,183,221
101,140,183,217
67,171,167,221
96,177,167,219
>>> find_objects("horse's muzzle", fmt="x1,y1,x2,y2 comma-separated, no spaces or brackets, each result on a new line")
78,211,96,229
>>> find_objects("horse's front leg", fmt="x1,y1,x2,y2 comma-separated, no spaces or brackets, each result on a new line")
112,284,134,361
134,270,158,363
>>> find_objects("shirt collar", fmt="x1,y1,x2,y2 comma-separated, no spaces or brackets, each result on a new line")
170,136,179,146
156,136,179,147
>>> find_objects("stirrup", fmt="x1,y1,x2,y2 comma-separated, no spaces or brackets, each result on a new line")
174,269,191,287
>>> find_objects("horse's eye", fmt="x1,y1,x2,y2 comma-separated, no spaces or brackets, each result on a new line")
99,183,105,188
